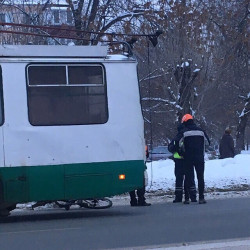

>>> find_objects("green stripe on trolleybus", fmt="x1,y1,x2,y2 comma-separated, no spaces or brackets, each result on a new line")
0,160,145,204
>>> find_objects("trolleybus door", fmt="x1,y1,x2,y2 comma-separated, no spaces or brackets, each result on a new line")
0,65,28,203
0,129,3,168
0,66,4,167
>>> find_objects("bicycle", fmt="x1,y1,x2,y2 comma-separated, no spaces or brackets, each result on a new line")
31,198,112,211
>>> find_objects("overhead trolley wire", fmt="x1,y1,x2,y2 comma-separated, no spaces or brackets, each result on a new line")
145,31,162,191
0,22,160,38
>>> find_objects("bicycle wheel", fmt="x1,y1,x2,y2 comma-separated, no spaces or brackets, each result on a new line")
79,198,112,209
55,201,71,210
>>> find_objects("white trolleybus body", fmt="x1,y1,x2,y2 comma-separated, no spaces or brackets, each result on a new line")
0,45,145,213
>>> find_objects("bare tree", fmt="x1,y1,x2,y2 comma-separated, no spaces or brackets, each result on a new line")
203,0,250,146
236,94,250,152
66,0,157,44
174,60,201,121
137,0,209,144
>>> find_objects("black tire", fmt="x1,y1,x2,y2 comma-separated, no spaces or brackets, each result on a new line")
0,209,10,217
55,201,71,210
7,204,16,212
65,205,70,211
0,178,4,204
79,198,112,209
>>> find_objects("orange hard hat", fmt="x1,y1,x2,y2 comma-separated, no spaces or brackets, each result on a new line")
181,114,193,123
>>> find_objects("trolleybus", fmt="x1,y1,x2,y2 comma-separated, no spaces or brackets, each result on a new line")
0,44,146,216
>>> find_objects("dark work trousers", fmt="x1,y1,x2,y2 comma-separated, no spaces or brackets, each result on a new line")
185,156,205,200
174,159,193,201
129,186,146,204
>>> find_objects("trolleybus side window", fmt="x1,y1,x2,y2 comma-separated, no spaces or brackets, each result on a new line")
28,66,66,85
68,66,103,85
26,64,108,126
0,66,4,125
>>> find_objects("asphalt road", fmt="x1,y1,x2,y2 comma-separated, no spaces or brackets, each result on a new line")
0,197,250,250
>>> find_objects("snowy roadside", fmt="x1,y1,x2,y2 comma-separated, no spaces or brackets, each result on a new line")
145,152,250,193
111,151,250,206
15,190,250,212
110,190,250,207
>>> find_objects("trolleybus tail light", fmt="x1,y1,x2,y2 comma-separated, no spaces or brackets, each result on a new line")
119,174,125,180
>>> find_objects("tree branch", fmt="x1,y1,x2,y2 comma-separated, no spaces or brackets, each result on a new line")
98,10,146,35
87,0,99,30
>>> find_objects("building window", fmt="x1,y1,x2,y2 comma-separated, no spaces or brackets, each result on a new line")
0,14,6,22
26,64,108,126
67,11,73,24
53,10,60,24
0,66,4,125
23,13,38,24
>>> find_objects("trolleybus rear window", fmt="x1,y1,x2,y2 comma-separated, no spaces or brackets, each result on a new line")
26,64,108,126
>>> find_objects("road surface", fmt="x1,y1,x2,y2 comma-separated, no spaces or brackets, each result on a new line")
0,197,249,250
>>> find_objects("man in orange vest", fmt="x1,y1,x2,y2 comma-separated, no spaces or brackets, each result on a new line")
175,114,210,204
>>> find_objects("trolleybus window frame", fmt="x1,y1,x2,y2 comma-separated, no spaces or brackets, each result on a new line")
26,63,108,126
0,66,4,126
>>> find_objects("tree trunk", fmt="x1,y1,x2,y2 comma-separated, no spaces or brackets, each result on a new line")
235,95,250,153
174,60,200,122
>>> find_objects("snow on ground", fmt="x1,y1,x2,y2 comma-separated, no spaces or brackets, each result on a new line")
110,151,250,206
146,151,250,194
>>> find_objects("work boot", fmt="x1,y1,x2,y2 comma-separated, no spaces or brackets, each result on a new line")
199,198,207,204
173,195,182,203
190,196,197,202
184,194,190,201
130,200,138,207
138,201,151,206
173,199,182,203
